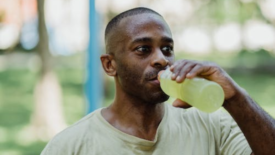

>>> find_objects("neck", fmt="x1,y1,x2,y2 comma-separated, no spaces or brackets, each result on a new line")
102,89,165,141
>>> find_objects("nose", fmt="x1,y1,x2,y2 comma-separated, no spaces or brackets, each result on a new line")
151,49,169,68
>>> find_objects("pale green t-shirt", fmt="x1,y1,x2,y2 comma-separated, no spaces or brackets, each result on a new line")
41,104,252,155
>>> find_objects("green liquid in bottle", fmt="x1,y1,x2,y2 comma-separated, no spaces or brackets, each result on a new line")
159,69,224,113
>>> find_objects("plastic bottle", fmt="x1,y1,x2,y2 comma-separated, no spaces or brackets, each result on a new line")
158,68,224,113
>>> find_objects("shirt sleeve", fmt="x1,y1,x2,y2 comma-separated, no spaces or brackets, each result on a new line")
41,143,53,155
40,139,69,155
219,111,252,155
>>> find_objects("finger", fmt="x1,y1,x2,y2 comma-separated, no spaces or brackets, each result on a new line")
186,64,205,79
172,99,192,109
176,63,196,83
170,60,184,71
170,66,176,79
171,62,187,80
170,61,179,72
170,65,175,71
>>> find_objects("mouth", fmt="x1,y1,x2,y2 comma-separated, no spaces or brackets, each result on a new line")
149,77,160,85
146,68,167,85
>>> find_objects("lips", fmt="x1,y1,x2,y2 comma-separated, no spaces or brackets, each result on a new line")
149,76,158,81
149,77,160,85
146,72,161,81
145,69,166,84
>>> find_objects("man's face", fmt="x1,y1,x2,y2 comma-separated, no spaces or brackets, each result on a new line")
113,13,175,104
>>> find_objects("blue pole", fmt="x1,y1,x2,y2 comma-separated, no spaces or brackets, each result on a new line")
85,0,102,113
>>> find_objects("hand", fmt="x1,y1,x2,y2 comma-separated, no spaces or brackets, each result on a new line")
170,59,242,108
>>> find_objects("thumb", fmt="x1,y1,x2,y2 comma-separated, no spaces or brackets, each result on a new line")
172,99,192,109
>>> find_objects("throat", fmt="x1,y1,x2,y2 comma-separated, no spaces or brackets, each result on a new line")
101,102,165,141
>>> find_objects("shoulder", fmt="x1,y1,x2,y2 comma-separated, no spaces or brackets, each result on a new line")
56,108,102,139
41,108,103,155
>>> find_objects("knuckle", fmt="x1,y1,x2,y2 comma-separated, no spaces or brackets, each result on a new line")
207,61,217,67
202,61,219,69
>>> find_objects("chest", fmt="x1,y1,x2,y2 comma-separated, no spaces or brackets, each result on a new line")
75,126,218,155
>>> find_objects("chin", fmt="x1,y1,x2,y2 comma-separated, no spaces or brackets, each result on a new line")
145,92,169,104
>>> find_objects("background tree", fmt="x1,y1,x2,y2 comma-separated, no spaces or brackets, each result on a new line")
30,0,66,140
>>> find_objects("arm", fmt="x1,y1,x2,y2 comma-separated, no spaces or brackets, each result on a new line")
170,60,275,155
223,88,275,155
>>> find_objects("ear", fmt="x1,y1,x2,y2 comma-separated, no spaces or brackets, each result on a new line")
100,54,116,76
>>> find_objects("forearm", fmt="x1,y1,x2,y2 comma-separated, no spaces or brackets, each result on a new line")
223,90,275,155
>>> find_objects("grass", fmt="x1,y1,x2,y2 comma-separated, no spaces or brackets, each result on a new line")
0,68,274,155
0,69,85,155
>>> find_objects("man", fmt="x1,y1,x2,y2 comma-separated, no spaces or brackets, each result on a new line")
41,7,275,155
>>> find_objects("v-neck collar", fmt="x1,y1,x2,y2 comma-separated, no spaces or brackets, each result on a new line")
97,104,168,147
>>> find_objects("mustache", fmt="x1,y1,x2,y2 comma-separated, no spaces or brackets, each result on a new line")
145,68,167,80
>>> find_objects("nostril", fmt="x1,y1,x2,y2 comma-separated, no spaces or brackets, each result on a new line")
155,63,162,67
153,60,168,68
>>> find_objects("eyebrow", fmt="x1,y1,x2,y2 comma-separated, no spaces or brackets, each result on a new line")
132,37,153,44
131,36,174,44
161,37,174,43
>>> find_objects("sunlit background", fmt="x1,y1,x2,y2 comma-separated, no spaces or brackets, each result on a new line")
0,0,275,154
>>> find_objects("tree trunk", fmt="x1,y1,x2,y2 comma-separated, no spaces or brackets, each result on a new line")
30,0,66,140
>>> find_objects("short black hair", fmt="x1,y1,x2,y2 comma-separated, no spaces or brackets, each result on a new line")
105,7,162,41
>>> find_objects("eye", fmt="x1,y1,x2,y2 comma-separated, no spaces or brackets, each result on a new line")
161,46,173,55
136,46,151,53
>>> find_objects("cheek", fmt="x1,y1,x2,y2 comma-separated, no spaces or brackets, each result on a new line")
117,61,144,83
116,52,150,83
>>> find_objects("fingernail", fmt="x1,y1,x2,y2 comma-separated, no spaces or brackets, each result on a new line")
176,76,181,81
172,73,176,78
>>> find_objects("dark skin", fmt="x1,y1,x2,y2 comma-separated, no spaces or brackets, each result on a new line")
101,13,275,155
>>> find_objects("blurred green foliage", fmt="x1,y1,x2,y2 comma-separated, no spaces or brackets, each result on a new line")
0,68,85,155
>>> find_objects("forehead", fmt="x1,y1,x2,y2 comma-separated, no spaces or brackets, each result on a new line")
118,13,172,40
